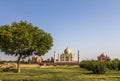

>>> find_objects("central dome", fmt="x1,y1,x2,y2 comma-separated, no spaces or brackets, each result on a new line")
64,48,71,54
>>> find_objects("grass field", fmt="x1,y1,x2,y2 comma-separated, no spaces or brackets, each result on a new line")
0,66,120,81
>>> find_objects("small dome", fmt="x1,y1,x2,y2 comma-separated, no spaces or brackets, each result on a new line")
64,48,71,54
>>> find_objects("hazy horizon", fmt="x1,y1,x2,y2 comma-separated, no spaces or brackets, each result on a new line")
0,0,120,61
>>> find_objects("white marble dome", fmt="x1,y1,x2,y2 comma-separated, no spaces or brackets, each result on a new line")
64,48,71,54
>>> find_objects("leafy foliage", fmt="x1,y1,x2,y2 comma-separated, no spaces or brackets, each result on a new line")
0,21,53,56
80,59,120,73
117,61,120,71
80,60,106,74
0,21,53,72
106,59,120,70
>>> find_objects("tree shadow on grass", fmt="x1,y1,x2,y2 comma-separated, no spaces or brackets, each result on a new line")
2,68,17,73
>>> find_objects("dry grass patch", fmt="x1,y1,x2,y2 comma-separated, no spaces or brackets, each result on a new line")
20,64,40,68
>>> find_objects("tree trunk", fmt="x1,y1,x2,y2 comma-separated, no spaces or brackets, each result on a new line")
17,54,22,73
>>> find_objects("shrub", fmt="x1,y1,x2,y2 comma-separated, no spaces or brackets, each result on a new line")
80,60,106,74
117,61,120,71
106,59,120,70
79,60,93,70
2,67,10,72
90,61,106,74
2,67,17,72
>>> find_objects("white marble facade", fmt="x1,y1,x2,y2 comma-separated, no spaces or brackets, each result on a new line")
60,48,75,61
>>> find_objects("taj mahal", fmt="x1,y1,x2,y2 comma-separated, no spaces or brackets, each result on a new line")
53,47,80,63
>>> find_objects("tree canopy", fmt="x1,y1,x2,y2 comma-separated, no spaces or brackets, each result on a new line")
0,21,53,72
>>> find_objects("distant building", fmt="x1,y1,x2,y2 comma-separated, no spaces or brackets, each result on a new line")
54,47,80,63
28,55,42,64
97,53,111,62
60,48,75,61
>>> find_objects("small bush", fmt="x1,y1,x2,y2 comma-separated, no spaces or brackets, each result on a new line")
80,60,106,74
2,67,10,72
91,61,106,74
117,61,120,71
79,60,93,70
2,67,17,72
106,59,119,70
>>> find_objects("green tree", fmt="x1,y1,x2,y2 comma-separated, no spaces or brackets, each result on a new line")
0,21,53,73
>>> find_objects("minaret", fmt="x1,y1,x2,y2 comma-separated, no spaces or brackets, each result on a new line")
58,53,60,62
54,51,56,63
78,50,80,63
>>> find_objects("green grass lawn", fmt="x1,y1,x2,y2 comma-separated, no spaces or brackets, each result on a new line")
0,66,120,81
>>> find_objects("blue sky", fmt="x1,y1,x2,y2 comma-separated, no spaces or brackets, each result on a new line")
0,0,120,61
